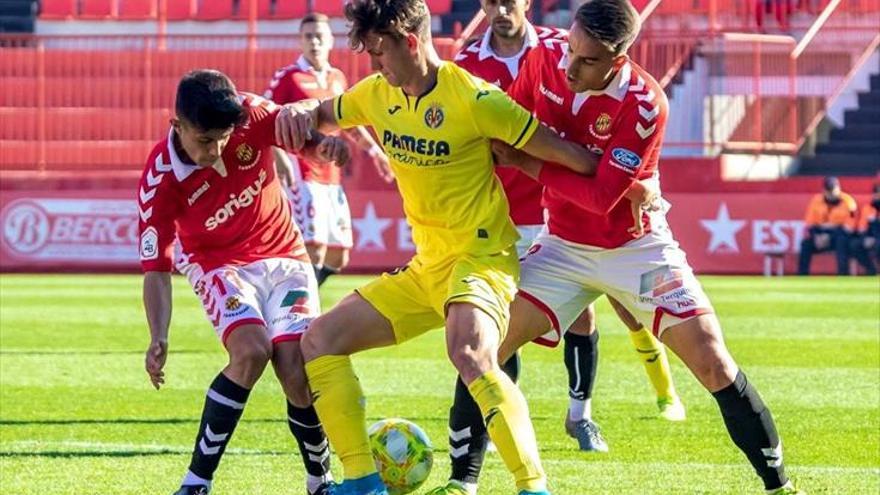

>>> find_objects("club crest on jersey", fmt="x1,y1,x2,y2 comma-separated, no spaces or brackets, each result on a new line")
589,113,612,140
424,103,444,129
236,143,260,170
225,296,241,311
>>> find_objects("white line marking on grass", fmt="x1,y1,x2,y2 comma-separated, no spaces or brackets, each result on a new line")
0,440,275,455
542,459,880,475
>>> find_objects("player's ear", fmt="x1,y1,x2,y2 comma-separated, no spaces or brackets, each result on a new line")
171,118,181,132
611,54,628,70
406,32,419,54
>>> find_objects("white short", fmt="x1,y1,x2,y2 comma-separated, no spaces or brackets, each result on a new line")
514,224,544,258
286,180,353,249
519,228,713,346
182,257,320,346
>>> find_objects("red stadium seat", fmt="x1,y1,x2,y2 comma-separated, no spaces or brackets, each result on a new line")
39,0,76,18
119,0,155,19
195,0,233,20
426,0,452,14
272,0,307,18
235,0,271,19
79,0,116,18
166,0,195,19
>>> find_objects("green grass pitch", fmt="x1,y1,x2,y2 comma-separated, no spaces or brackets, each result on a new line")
1,274,878,494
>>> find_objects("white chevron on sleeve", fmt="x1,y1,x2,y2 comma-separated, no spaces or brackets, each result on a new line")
635,90,656,103
199,438,221,455
154,154,172,172
139,186,156,204
139,206,153,222
145,169,163,187
636,122,657,139
639,105,659,122
630,76,646,93
448,427,472,443
204,424,229,443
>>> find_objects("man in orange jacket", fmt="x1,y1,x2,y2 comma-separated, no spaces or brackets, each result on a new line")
849,183,879,275
798,176,858,275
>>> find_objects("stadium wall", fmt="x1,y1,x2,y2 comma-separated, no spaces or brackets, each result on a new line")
1,167,874,275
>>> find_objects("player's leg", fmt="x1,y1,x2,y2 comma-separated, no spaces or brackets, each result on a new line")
660,315,798,494
831,227,850,275
608,296,685,421
797,234,816,275
560,305,608,452
600,233,798,494
300,263,442,492
176,266,273,494
264,258,333,495
316,184,354,285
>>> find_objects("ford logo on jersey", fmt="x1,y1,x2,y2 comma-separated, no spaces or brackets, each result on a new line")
611,148,642,170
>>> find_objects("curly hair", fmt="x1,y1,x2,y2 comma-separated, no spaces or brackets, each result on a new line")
344,0,430,52
574,0,641,56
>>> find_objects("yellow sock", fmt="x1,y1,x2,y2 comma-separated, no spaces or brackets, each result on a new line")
304,355,375,480
628,327,677,401
468,370,546,492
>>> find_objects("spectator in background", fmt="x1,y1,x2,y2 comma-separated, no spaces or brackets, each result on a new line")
849,183,880,275
798,176,858,275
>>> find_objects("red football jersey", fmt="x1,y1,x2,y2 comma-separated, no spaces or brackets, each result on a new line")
137,93,308,274
454,24,566,227
508,37,668,248
265,56,349,185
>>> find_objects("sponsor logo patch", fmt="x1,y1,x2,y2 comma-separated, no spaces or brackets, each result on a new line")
281,289,312,315
140,226,158,260
610,147,642,175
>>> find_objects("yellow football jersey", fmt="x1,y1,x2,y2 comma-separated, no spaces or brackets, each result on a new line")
333,61,538,260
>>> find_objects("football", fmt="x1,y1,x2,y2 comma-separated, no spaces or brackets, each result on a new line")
368,418,434,495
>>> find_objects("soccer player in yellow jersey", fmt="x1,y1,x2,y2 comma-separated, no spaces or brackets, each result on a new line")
273,1,603,493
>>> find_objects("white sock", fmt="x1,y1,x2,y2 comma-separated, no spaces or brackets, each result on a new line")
766,481,794,494
449,479,478,495
182,470,211,488
307,473,333,494
569,398,592,421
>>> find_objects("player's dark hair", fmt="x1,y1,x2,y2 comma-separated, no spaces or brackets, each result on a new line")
574,0,641,56
345,0,430,52
301,12,330,26
175,69,247,131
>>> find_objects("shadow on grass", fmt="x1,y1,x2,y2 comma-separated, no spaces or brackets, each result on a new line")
0,449,285,458
0,415,453,426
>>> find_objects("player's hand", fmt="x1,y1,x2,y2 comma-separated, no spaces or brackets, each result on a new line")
864,236,876,249
145,339,168,390
276,103,314,151
814,233,830,250
370,148,394,183
624,180,661,237
316,136,351,167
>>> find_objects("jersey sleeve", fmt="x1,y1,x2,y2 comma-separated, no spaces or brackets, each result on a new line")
241,93,282,149
264,71,308,105
333,75,377,129
138,151,179,273
469,79,538,149
536,93,668,215
507,47,542,110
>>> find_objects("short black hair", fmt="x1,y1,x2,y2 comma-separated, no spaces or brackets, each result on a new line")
301,12,330,26
345,0,430,52
823,176,840,191
574,0,641,56
175,69,247,131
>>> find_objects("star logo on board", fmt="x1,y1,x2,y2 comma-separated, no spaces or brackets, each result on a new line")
352,201,392,250
700,203,746,253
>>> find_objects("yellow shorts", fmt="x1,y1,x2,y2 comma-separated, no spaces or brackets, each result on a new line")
356,248,520,344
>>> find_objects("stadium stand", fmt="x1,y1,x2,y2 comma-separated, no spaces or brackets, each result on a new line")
119,0,155,19
80,0,115,19
1,0,38,31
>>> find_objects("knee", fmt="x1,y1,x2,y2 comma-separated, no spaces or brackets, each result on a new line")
448,345,490,384
230,343,271,378
567,307,597,336
300,317,335,362
693,353,738,392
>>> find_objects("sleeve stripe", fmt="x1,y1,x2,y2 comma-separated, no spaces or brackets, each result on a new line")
511,114,535,148
335,95,343,121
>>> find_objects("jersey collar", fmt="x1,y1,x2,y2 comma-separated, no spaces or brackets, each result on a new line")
478,21,539,61
167,128,228,182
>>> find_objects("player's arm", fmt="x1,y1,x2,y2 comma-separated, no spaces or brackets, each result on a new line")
143,271,171,390
345,126,393,182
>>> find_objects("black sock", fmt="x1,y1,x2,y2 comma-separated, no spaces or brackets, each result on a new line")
315,265,339,286
564,331,599,400
713,371,788,490
448,354,520,485
187,372,251,482
287,402,331,479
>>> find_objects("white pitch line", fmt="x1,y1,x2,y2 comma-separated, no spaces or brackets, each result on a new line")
542,458,880,475
0,440,273,455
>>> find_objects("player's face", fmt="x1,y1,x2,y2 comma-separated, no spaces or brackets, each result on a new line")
173,119,234,168
300,21,333,68
564,23,627,93
482,0,531,39
365,32,418,88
